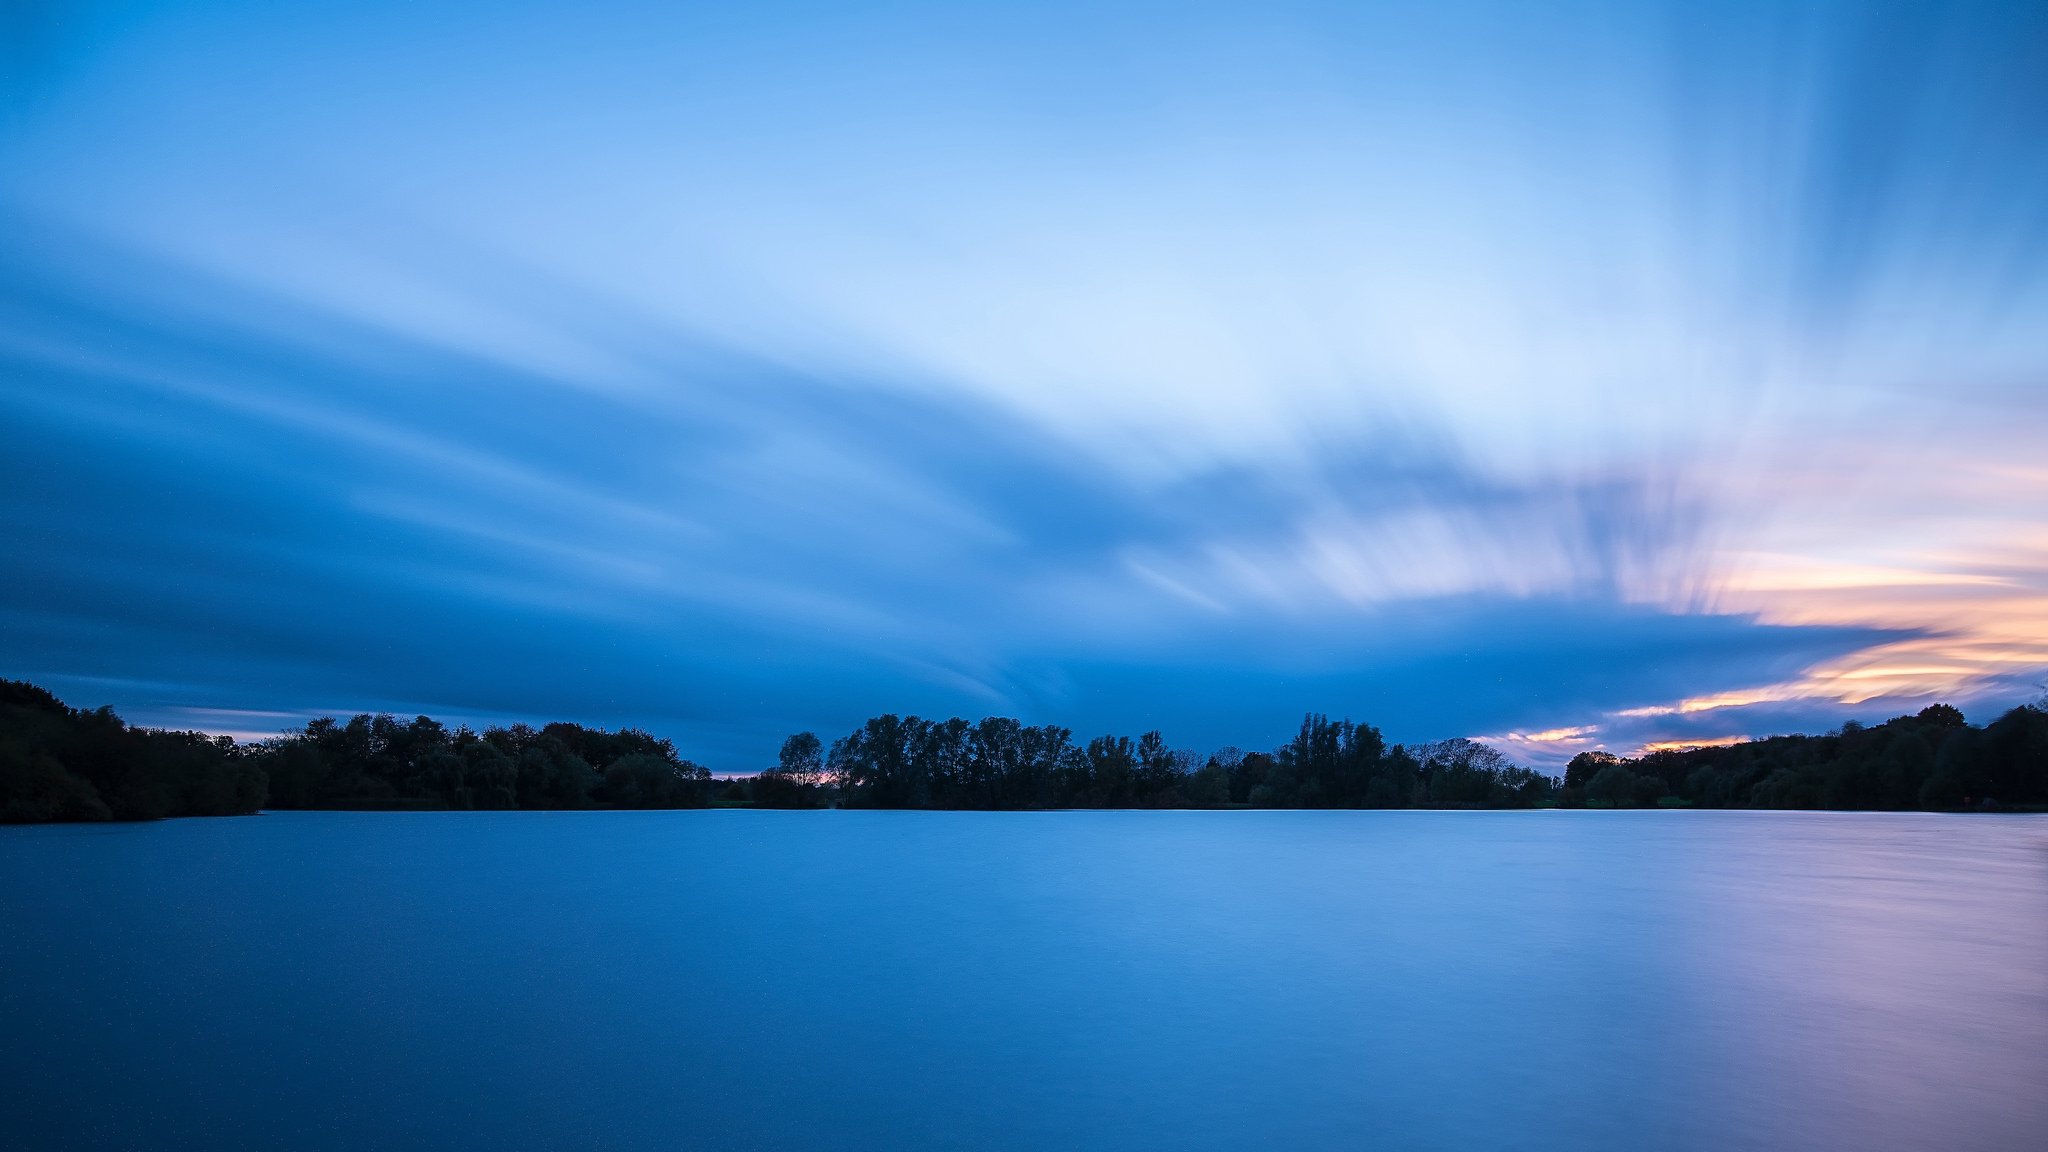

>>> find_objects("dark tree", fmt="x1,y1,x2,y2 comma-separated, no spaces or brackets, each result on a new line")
0,680,263,821
8,678,2035,821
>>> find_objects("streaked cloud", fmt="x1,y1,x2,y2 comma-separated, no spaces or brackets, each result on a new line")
1,0,2043,768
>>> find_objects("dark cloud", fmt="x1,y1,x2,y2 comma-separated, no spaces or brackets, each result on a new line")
4,0,2044,768
0,230,1933,768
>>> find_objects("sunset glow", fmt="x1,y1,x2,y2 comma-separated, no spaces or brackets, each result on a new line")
3,0,2043,768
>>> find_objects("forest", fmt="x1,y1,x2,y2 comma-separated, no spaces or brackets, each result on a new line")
0,679,711,820
1559,703,2048,811
775,714,1556,810
3,678,2044,821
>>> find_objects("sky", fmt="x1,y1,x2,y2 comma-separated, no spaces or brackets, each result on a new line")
2,0,2045,770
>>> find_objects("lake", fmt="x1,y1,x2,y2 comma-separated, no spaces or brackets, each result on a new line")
3,810,2044,1151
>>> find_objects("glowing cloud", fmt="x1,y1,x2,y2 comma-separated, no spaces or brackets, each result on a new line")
1,1,2043,767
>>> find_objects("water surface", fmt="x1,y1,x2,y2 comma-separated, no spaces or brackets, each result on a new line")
3,810,2044,1151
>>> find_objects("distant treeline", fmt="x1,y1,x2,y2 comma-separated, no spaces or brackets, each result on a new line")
1,681,266,821
750,715,1556,811
1560,703,2048,811
3,678,2044,822
0,679,711,821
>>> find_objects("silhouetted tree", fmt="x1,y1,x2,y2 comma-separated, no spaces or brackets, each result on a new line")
10,678,2039,821
751,730,832,807
0,680,262,821
1585,763,1638,807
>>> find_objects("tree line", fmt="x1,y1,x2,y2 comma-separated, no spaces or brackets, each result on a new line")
4,677,2044,821
0,679,713,820
743,713,1559,810
1560,703,2048,810
0,680,266,821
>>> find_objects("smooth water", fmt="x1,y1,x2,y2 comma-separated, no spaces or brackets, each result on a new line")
3,810,2045,1151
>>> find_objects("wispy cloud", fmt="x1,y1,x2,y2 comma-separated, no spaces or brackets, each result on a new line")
2,0,2043,767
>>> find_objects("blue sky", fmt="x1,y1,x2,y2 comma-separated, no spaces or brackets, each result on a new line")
3,0,2044,769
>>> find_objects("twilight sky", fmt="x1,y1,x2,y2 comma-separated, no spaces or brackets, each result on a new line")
3,0,2045,769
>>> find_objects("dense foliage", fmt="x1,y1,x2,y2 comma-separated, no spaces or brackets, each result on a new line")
736,713,1559,810
258,712,713,811
7,678,2044,821
1,680,263,821
1,679,712,821
1560,703,2048,809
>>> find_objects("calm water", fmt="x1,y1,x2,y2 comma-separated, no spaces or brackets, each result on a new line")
3,811,2045,1151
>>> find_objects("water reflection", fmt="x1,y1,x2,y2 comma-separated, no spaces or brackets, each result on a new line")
2,811,2043,1151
